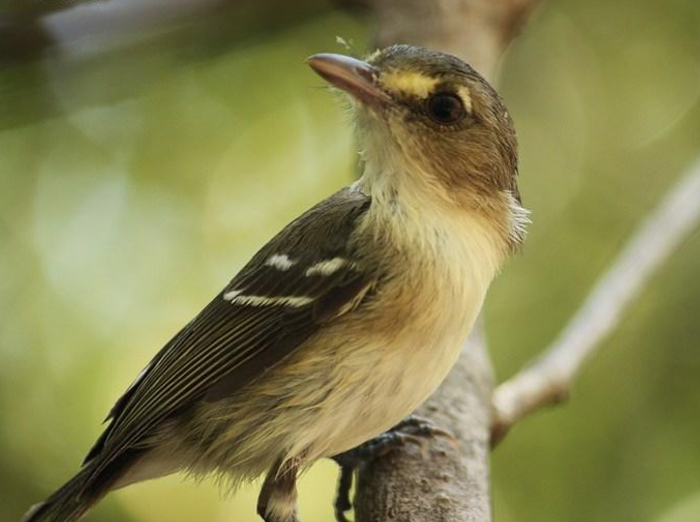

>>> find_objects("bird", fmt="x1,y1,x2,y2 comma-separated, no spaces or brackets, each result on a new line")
21,44,528,522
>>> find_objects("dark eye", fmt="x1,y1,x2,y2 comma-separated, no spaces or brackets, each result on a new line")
426,92,466,125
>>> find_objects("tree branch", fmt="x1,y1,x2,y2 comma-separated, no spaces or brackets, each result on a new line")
336,1,545,521
491,158,700,444
342,1,700,519
355,324,494,522
339,0,545,82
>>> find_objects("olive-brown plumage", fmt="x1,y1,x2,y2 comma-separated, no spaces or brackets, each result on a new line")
21,45,526,522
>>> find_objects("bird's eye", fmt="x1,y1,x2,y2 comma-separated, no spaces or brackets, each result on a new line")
426,92,466,125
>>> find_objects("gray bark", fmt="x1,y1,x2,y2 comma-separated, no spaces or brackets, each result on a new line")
337,1,544,520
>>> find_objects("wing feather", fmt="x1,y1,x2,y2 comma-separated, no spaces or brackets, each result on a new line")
83,187,374,476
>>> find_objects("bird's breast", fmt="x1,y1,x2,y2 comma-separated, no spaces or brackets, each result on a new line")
300,210,503,457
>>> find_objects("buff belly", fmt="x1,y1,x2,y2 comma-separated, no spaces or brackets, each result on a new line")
140,263,487,486
122,210,499,487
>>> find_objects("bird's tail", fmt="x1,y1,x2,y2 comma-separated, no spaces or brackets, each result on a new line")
20,451,141,522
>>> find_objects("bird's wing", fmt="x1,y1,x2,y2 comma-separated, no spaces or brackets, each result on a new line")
83,187,375,473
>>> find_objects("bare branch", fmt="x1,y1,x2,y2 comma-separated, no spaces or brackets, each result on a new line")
355,325,494,522
343,0,699,513
337,0,545,81
492,159,700,444
340,1,546,521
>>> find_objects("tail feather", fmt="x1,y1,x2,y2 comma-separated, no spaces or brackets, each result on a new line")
20,450,142,522
20,465,98,522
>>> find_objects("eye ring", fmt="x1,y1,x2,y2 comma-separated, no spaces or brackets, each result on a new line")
426,92,466,125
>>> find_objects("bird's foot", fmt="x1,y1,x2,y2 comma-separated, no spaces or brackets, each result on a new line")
332,415,455,467
330,415,455,522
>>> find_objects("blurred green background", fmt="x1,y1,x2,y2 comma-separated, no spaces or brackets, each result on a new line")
1,1,699,521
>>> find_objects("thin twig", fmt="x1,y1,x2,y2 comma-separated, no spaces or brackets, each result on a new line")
492,159,700,444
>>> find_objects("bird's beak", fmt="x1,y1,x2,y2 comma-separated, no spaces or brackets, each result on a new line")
307,53,390,107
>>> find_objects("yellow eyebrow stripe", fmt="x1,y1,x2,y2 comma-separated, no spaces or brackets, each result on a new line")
379,70,473,112
380,70,439,98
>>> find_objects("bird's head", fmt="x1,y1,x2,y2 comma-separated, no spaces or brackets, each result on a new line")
308,45,527,250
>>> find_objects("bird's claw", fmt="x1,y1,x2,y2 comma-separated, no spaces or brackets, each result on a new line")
330,415,456,522
391,415,458,449
333,415,456,467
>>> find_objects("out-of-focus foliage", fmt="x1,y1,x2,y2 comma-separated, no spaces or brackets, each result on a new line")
0,1,698,522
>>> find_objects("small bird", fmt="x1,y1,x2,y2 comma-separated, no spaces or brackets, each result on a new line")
21,45,527,522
